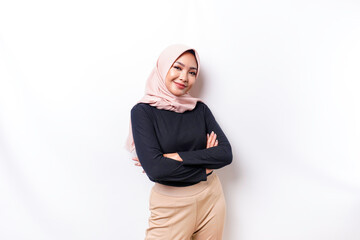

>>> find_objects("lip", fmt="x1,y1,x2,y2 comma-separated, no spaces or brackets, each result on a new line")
174,82,186,89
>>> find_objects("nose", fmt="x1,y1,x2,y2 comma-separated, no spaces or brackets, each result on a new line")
179,70,188,82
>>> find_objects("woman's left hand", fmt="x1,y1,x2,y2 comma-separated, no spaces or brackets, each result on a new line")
163,132,218,163
163,153,183,162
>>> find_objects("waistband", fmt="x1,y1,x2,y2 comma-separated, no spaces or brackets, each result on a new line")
153,173,217,197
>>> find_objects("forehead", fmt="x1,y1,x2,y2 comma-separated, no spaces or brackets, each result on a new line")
174,52,198,67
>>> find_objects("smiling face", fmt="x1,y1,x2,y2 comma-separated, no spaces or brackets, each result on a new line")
165,51,198,97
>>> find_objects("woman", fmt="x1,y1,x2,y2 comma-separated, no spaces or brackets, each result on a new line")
126,44,232,240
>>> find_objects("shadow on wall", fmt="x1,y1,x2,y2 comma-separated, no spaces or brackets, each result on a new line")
218,146,243,240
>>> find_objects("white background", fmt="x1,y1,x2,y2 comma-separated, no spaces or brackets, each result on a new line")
1,0,360,239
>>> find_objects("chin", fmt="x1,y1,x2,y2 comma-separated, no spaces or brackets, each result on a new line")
174,92,185,97
170,87,186,96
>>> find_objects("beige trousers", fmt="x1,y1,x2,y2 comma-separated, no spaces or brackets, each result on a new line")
145,173,226,240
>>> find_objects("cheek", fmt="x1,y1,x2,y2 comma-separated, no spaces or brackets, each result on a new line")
166,69,178,80
187,78,196,89
165,70,177,89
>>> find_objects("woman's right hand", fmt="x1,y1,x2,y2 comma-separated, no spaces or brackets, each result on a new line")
132,157,145,173
206,131,218,174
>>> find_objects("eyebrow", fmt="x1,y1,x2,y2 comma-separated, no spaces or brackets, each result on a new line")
175,61,198,70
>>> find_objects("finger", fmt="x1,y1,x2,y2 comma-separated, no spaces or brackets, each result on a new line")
207,131,215,148
209,134,216,147
206,133,210,148
207,133,215,148
206,134,214,148
214,139,218,146
210,133,217,147
132,157,139,162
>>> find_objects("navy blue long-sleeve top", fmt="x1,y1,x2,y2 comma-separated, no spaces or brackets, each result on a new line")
131,101,232,186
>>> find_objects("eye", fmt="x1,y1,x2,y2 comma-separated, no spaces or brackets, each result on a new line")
190,72,197,76
174,66,181,70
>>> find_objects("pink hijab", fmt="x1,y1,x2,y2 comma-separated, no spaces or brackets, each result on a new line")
125,44,202,152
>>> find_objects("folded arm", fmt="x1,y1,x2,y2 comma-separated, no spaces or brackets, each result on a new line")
177,104,233,169
131,104,207,184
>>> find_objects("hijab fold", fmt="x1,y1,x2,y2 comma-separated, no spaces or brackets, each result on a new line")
125,44,202,152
